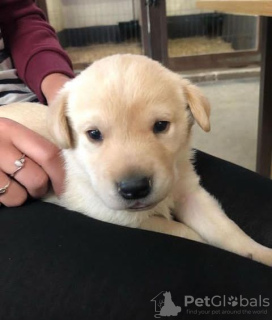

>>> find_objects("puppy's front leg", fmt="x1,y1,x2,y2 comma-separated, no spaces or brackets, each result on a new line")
140,216,205,243
175,185,272,266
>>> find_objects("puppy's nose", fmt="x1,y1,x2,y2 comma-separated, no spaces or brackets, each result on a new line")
117,176,152,200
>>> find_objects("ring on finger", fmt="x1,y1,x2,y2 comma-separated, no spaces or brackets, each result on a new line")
10,153,26,178
0,178,11,195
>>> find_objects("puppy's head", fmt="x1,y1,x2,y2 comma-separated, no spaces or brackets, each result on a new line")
50,54,210,211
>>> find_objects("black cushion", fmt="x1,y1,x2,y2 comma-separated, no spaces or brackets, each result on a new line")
0,151,271,320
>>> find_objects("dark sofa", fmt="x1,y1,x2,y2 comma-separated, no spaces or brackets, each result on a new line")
0,150,271,320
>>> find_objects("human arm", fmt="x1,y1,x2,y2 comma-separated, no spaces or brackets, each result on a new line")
0,0,74,206
0,0,75,104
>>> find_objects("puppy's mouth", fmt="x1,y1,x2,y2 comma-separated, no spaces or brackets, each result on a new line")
128,201,156,211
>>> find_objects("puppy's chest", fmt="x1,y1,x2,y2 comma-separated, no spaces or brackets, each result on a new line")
150,196,175,221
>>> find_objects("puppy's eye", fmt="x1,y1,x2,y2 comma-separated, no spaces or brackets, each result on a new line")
153,121,170,134
87,129,103,141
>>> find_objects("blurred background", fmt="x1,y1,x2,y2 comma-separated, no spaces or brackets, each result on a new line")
37,0,261,172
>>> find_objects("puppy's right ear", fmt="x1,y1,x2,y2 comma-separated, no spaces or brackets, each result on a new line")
48,85,73,149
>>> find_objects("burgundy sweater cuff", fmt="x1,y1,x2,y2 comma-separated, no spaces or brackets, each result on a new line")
25,50,75,104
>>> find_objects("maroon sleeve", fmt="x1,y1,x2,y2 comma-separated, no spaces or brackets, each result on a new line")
0,0,75,103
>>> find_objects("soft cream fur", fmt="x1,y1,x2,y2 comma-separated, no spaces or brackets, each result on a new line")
0,54,271,266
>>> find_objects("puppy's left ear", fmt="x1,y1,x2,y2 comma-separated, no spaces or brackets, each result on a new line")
182,79,211,132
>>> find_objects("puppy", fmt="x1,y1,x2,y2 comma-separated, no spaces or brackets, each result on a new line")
0,54,271,266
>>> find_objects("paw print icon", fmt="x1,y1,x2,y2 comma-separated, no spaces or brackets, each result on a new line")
228,296,238,307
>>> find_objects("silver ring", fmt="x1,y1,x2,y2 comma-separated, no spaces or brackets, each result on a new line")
10,153,26,178
15,153,25,168
0,178,11,195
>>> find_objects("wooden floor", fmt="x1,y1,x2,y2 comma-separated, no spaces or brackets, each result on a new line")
66,36,234,69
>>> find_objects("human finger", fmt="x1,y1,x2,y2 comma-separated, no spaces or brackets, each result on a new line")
2,118,65,196
0,170,28,207
0,143,49,198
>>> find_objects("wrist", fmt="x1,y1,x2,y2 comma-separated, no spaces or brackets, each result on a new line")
41,73,71,105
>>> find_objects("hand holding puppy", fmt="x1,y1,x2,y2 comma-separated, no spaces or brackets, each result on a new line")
0,117,64,206
0,74,70,207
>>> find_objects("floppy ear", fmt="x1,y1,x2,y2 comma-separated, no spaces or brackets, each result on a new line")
48,85,73,149
182,79,211,132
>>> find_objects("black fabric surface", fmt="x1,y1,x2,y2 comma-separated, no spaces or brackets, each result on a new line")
0,150,271,320
194,150,272,246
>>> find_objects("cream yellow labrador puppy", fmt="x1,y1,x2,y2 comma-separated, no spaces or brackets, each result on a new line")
0,54,271,266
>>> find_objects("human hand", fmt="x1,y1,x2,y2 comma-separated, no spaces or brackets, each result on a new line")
41,73,73,105
0,118,64,207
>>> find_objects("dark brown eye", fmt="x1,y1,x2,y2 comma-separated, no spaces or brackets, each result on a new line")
87,129,103,141
153,121,170,134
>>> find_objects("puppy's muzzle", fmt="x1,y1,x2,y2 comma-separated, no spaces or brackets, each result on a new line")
117,176,152,200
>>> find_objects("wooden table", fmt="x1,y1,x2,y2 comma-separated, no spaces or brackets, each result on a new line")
197,1,272,16
197,0,272,177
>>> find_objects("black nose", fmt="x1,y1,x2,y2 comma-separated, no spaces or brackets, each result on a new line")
117,176,152,200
